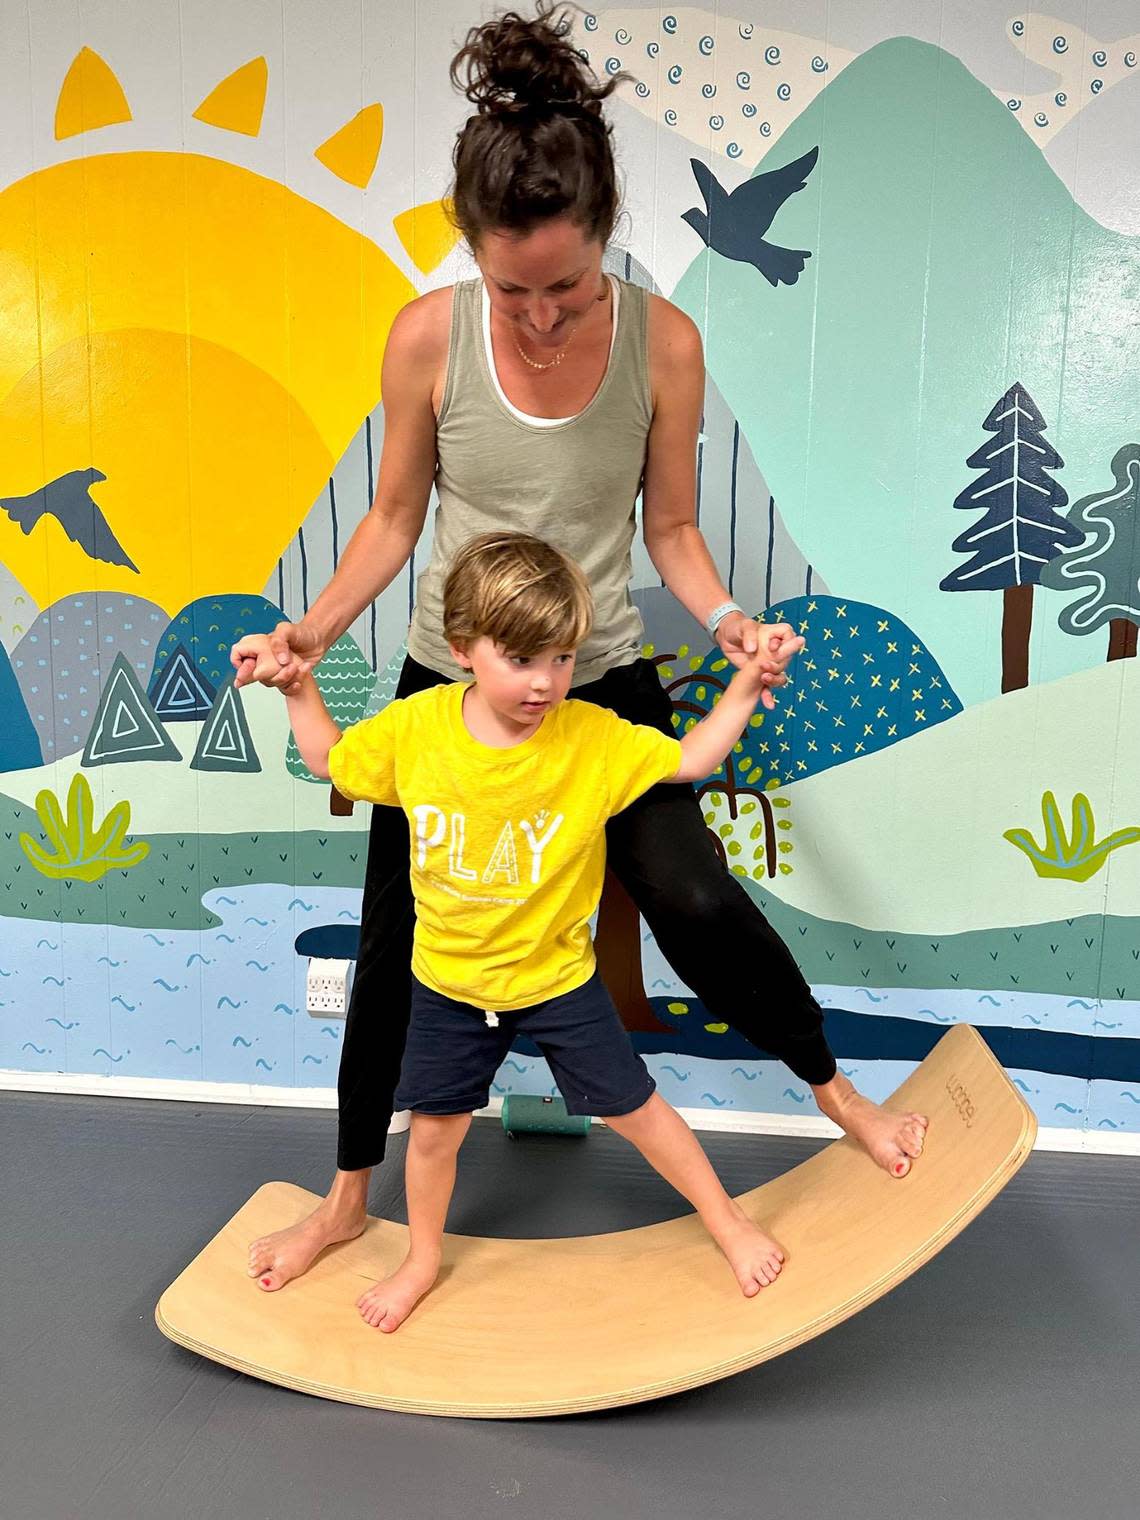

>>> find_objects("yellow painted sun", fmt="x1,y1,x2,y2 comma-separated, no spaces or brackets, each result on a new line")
0,48,461,615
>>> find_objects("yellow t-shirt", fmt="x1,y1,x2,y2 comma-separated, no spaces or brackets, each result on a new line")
328,683,682,1012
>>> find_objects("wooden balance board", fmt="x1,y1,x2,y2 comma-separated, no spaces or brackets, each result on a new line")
155,1023,1036,1418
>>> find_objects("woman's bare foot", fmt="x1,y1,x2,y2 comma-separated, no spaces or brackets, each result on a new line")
356,1250,441,1332
814,1072,928,1178
248,1187,368,1292
707,1200,786,1297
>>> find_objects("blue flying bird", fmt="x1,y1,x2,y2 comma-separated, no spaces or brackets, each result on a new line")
1,467,138,572
682,146,820,287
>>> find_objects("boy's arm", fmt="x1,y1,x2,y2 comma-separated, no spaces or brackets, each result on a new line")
283,675,343,780
673,641,803,784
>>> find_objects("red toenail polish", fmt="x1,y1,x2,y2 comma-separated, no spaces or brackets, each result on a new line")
262,1278,271,1286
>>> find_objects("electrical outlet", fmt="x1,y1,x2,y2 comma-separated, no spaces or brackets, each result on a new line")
306,957,353,1017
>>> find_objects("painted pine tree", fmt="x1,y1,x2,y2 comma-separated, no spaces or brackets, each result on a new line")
1040,444,1140,661
940,383,1082,691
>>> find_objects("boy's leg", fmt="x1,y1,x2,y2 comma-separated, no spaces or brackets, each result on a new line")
356,980,515,1328
605,1094,784,1295
357,1112,471,1332
584,660,927,1177
248,654,452,1292
525,976,783,1296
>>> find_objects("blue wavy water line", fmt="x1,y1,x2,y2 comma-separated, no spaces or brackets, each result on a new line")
642,1001,1140,1083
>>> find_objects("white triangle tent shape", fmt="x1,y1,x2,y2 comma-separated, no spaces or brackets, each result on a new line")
168,676,197,709
148,642,217,722
191,679,261,773
111,702,140,739
212,719,239,754
83,654,181,766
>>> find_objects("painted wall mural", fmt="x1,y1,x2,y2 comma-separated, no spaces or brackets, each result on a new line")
1,1,1137,1141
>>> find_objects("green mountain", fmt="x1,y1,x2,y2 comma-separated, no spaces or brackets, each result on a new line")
674,37,1140,707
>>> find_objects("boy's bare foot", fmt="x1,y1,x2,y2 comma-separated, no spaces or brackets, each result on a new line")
248,1198,367,1292
814,1072,928,1178
357,1251,441,1332
708,1200,786,1297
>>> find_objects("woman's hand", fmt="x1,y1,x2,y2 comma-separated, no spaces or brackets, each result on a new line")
714,614,804,711
231,621,326,696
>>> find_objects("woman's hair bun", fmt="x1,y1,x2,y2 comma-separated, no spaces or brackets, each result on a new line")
451,2,615,117
447,3,630,247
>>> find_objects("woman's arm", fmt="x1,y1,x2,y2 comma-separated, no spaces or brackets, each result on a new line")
232,291,447,690
640,299,799,706
641,301,734,625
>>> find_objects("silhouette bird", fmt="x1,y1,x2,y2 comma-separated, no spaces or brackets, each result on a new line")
1,468,138,572
682,146,820,287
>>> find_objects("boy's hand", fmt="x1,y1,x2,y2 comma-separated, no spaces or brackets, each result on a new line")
717,614,805,711
231,622,322,695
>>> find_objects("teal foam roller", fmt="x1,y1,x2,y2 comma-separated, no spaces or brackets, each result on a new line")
500,1095,591,1137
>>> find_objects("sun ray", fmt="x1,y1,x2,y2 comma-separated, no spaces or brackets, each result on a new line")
393,198,460,275
55,47,132,140
192,57,268,137
314,103,383,189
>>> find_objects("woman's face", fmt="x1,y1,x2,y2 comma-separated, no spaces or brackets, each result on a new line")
476,217,607,351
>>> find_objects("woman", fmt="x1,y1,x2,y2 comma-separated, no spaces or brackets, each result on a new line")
235,3,926,1299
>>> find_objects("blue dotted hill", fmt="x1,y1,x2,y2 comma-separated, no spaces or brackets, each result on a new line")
672,595,961,788
148,595,283,692
10,594,168,761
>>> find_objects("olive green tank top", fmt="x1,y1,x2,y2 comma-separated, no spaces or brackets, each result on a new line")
406,275,653,686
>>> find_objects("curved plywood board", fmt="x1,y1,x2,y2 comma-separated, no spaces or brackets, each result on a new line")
156,1024,1036,1417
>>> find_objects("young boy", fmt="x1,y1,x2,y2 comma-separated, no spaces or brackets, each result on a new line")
285,532,803,1334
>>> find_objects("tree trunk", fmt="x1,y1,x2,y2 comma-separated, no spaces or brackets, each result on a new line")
1107,618,1138,661
329,784,354,817
1001,582,1034,692
594,868,669,1033
757,790,777,878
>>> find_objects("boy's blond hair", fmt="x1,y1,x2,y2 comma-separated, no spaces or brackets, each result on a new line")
443,532,594,656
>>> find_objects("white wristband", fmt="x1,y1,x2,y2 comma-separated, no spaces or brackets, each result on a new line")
705,600,744,638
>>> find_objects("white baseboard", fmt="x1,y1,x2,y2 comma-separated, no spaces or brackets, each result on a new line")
0,1068,344,1109
3,1068,1137,1155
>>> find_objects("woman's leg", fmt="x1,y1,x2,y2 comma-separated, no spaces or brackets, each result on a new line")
611,782,927,1175
356,1112,472,1332
580,661,927,1176
247,654,451,1290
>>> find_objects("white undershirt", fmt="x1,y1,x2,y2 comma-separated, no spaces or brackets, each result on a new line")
481,273,620,427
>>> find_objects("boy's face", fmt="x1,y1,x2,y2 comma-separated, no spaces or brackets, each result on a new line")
451,637,577,730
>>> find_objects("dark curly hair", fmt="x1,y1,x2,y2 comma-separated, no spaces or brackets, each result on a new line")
447,2,630,247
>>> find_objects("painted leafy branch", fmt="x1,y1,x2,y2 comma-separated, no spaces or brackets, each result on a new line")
1003,791,1140,883
702,782,795,878
19,772,150,882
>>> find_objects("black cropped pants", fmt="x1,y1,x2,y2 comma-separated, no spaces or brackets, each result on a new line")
336,654,837,1171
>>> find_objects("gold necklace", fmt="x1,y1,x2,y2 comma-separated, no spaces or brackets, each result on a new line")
512,324,576,371
509,280,610,371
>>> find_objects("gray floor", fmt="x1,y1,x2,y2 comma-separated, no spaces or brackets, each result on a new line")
2,1091,1138,1520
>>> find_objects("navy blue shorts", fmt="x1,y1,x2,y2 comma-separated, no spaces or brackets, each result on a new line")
395,972,657,1119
